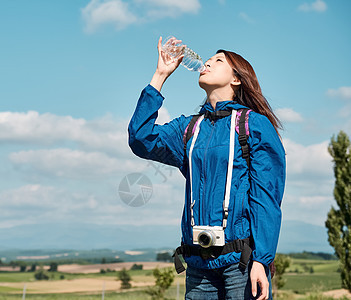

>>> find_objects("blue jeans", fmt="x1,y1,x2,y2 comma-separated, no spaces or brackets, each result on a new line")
185,262,272,300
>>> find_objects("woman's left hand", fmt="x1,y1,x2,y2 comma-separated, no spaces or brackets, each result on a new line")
250,261,269,300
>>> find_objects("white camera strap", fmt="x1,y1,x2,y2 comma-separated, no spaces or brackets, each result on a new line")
188,110,237,229
189,115,204,226
223,109,237,228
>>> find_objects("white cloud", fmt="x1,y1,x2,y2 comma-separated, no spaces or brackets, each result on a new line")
0,176,185,228
155,107,171,125
0,111,129,156
281,139,335,226
298,0,327,12
283,138,332,178
82,0,138,33
281,193,334,225
275,108,303,123
326,87,351,118
9,148,144,179
0,109,180,181
82,0,201,32
326,86,351,100
239,12,254,24
0,184,127,228
0,185,58,208
299,195,332,205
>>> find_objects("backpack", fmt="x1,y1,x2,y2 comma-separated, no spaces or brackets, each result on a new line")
181,108,276,278
183,108,251,167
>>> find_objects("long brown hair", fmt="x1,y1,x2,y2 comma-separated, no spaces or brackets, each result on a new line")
216,49,282,134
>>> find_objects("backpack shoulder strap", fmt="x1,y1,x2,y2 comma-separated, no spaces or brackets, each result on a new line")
183,114,202,153
183,110,252,167
237,108,252,168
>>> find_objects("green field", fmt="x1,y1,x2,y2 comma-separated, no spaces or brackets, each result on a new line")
0,258,349,300
281,259,342,294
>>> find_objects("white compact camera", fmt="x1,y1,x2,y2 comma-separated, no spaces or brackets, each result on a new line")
193,226,225,248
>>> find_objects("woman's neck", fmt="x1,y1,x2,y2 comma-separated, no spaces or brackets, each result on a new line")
205,88,234,110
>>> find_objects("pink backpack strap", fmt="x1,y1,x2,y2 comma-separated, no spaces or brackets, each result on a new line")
183,115,202,146
236,108,252,167
235,109,252,135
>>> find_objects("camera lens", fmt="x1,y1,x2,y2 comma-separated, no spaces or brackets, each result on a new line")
198,230,214,248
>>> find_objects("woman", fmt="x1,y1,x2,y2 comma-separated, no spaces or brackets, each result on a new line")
128,37,286,300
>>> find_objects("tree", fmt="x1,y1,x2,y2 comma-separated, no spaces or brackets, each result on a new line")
30,263,37,272
272,253,290,298
130,263,143,270
326,130,351,292
34,267,49,280
118,268,132,289
19,263,27,272
156,252,173,262
146,267,174,300
48,262,58,272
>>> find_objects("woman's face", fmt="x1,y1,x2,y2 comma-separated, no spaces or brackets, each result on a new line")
198,52,240,92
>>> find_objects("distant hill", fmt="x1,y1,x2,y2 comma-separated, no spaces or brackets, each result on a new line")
0,220,333,254
0,248,173,264
287,251,337,260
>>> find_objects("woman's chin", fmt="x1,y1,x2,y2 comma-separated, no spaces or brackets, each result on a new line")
198,79,209,90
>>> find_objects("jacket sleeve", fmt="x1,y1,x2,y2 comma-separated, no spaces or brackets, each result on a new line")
248,113,286,267
128,84,187,169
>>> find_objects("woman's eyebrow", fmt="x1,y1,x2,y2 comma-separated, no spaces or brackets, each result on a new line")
214,54,225,59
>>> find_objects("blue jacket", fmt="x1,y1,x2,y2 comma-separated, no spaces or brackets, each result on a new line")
128,84,286,269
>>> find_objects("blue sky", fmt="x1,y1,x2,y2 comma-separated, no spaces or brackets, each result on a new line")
0,0,350,250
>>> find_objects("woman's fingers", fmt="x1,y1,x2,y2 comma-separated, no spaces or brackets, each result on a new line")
251,279,269,300
174,54,184,67
157,36,162,52
251,261,270,300
251,276,257,298
155,36,184,77
256,279,269,300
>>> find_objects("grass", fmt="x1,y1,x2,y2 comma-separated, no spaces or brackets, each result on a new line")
0,271,35,282
281,258,342,295
287,259,340,274
282,272,342,294
276,291,350,300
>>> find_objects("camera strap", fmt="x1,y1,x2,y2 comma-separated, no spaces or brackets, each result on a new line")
188,109,237,228
188,114,204,226
223,109,237,229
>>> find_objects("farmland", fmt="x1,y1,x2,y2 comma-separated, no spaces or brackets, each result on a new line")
0,258,350,299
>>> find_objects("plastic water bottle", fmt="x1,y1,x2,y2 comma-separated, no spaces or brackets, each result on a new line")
162,36,206,73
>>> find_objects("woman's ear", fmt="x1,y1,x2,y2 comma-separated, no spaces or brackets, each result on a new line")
231,76,241,87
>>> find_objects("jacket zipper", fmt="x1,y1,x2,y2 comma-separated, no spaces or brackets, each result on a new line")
201,120,215,224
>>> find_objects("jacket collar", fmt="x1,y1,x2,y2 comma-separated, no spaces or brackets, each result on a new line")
199,100,247,115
